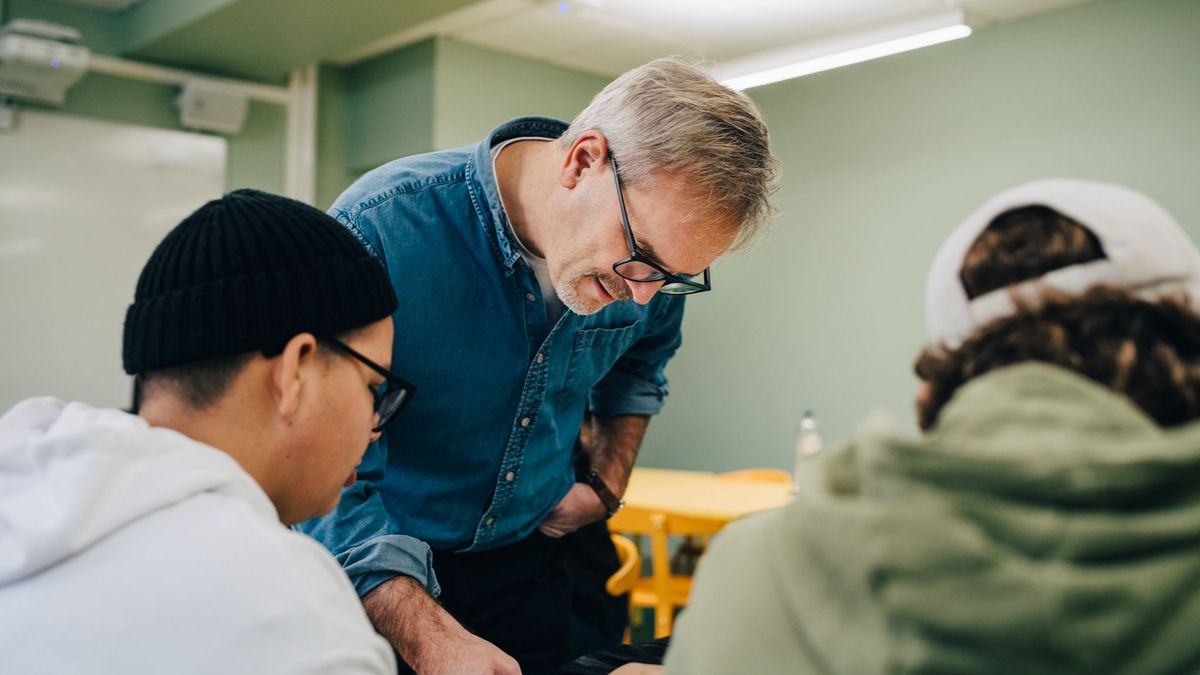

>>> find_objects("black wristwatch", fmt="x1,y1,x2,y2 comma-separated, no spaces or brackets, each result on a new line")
582,469,625,519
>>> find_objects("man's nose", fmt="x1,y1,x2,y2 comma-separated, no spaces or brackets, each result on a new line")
628,279,663,305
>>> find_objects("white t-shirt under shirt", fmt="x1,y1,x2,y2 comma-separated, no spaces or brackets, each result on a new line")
491,137,566,325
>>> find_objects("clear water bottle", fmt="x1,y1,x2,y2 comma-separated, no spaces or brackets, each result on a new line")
792,410,823,493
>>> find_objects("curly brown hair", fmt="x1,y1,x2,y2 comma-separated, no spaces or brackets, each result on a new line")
915,206,1200,430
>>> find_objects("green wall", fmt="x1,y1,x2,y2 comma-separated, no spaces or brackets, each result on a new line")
431,38,608,149
319,37,607,207
340,40,436,174
638,0,1200,472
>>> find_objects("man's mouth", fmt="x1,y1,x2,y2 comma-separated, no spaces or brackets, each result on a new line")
595,277,615,302
595,275,631,302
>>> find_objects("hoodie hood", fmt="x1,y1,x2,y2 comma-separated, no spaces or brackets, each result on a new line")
0,397,276,586
669,363,1200,675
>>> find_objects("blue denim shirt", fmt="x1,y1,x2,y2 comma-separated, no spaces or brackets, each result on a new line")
298,117,685,598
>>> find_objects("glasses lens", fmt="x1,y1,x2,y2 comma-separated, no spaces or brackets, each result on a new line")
659,281,702,295
374,388,409,430
614,259,666,282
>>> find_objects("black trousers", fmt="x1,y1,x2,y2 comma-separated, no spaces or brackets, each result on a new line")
416,530,573,675
564,521,629,659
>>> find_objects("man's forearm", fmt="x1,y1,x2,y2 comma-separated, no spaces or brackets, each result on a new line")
585,414,649,495
362,576,455,664
361,576,521,675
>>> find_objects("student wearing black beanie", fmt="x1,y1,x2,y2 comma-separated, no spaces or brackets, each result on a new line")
0,189,405,675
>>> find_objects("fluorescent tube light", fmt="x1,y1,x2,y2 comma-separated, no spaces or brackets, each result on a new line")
716,12,972,90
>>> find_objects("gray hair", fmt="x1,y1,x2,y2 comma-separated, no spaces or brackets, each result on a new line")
561,57,778,247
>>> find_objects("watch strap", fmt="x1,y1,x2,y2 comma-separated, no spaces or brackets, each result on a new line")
583,469,624,518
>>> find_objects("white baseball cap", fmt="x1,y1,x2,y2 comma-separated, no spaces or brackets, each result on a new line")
924,178,1200,349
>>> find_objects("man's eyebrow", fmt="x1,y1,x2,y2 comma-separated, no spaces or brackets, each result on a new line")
634,235,667,267
634,235,701,277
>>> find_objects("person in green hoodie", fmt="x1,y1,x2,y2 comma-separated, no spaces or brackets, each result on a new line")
652,178,1200,675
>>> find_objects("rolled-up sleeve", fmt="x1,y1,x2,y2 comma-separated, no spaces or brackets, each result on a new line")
589,296,685,417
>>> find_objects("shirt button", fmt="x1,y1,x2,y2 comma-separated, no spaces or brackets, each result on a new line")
520,417,531,427
485,517,495,526
535,352,545,364
505,471,515,482
525,292,537,302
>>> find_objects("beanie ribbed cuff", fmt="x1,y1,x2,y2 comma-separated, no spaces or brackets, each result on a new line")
122,189,398,375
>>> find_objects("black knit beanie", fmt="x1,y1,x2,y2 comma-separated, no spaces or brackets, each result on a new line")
122,189,397,375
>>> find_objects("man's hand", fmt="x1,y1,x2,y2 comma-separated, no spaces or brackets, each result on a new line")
362,576,521,675
538,482,606,538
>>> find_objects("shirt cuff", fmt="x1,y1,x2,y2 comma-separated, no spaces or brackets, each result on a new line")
336,534,441,599
588,369,669,417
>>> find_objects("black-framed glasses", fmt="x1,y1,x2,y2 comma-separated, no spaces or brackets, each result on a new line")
609,154,712,295
323,337,415,433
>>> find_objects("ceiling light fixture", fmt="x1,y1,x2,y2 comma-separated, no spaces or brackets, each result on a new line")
716,10,972,91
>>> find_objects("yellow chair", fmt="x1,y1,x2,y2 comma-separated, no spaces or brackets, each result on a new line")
606,534,641,644
610,506,726,638
606,534,641,597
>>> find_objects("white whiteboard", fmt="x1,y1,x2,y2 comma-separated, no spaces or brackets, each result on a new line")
0,110,226,411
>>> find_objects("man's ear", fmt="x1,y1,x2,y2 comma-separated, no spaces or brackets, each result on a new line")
560,131,609,189
271,333,319,420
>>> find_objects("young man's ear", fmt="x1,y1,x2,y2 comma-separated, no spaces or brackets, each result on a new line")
271,333,320,420
560,131,609,189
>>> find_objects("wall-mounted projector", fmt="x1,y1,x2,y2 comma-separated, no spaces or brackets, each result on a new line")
0,20,90,105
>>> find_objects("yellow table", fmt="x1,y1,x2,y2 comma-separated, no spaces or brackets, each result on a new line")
610,467,793,529
607,467,793,638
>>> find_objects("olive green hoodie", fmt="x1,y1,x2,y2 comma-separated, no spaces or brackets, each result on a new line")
665,363,1200,675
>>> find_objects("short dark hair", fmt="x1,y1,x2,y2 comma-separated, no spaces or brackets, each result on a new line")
138,352,255,410
959,206,1105,299
134,324,371,412
915,206,1200,430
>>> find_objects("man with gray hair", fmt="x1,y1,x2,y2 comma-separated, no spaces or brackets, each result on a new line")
300,57,777,675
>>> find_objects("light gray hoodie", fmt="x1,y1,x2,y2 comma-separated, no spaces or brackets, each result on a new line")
0,397,396,674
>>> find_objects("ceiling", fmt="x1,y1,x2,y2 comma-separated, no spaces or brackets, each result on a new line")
386,0,1099,78
21,0,1101,82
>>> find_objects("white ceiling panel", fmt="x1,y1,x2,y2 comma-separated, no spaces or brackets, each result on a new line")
452,4,612,60
580,0,952,57
549,32,701,79
346,0,1104,79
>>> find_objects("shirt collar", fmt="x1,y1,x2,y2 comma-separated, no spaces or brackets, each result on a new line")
467,116,569,274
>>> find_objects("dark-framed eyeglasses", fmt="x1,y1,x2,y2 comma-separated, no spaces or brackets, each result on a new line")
322,337,415,433
609,154,712,295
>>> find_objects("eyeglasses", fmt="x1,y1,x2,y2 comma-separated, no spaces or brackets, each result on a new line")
323,337,415,433
609,154,712,295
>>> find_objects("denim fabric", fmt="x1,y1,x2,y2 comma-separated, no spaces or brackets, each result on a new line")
297,117,685,597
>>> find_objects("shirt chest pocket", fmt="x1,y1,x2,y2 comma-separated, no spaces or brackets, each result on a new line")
562,323,642,395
